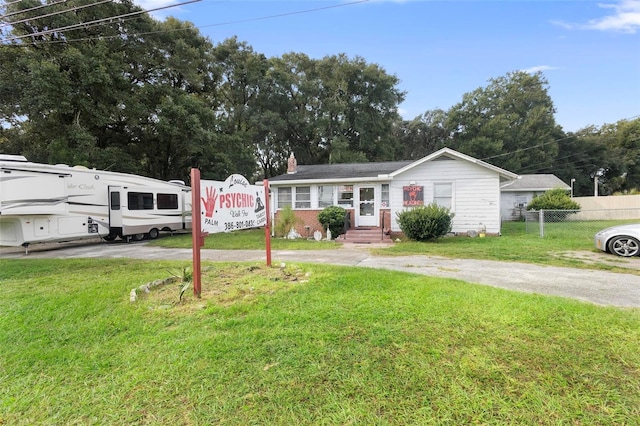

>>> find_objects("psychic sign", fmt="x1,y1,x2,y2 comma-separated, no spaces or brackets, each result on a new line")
200,174,267,233
403,185,424,206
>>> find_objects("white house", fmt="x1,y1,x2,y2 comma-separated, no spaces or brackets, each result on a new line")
500,174,571,221
268,148,518,238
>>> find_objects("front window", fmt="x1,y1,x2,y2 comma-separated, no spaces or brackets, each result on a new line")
381,184,390,207
157,193,178,209
110,192,120,210
128,192,154,210
337,185,353,207
278,187,292,209
434,183,452,209
295,186,311,208
318,185,334,208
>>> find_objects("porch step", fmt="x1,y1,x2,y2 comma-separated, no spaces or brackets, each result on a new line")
336,227,393,244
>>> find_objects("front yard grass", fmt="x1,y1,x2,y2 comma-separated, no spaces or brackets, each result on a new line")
150,221,639,273
149,228,340,250
1,258,638,424
377,220,640,273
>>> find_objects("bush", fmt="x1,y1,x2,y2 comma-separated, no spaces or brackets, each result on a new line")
396,203,453,241
275,205,301,237
527,188,581,211
318,206,347,237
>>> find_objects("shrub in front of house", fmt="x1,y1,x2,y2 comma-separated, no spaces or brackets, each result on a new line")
396,203,453,241
527,188,581,211
527,188,580,219
318,206,347,237
275,205,302,237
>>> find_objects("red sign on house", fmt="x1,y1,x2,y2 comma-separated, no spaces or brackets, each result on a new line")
403,185,424,206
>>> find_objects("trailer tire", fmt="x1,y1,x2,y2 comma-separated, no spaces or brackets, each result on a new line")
132,233,146,241
147,228,159,240
103,233,118,242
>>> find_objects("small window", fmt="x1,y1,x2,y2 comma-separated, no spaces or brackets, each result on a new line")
110,192,120,211
337,185,353,207
295,186,311,209
128,192,154,210
157,193,178,209
381,184,390,207
277,187,292,209
434,183,452,209
318,185,334,208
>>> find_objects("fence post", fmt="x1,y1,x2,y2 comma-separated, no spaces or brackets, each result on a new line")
539,209,544,237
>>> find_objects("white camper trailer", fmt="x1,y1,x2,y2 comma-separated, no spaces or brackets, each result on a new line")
0,155,192,249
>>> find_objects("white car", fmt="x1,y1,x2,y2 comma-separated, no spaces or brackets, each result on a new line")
594,224,640,257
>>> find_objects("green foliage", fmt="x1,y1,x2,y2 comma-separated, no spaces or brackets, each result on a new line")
274,205,301,237
1,259,639,424
396,203,453,241
166,265,193,301
317,206,347,237
527,188,581,211
445,71,559,172
613,188,640,195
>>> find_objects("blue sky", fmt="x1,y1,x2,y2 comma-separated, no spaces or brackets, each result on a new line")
140,0,640,132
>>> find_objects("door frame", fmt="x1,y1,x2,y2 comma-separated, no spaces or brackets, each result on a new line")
355,184,378,227
108,186,123,231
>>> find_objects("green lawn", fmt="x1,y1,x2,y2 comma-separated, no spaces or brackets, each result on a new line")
150,228,340,250
150,221,639,273
1,259,639,425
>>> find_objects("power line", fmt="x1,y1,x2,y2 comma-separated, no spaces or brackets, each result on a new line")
1,0,67,20
1,0,29,6
3,0,202,42
1,0,369,45
479,114,640,166
0,0,112,28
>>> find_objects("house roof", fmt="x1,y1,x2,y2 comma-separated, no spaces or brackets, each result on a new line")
268,148,518,185
268,160,413,182
501,174,570,192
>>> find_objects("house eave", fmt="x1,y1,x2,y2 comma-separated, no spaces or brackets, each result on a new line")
268,176,392,186
389,147,519,180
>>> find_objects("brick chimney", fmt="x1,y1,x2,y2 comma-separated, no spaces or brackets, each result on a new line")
287,152,297,174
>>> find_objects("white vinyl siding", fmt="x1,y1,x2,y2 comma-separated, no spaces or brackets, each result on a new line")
390,158,502,234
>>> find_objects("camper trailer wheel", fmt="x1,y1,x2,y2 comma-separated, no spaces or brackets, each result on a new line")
103,233,117,242
147,228,159,240
132,233,146,241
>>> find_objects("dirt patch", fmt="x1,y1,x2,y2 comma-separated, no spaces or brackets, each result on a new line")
138,263,312,314
554,250,640,269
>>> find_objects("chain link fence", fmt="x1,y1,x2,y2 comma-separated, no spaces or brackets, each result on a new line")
520,209,640,237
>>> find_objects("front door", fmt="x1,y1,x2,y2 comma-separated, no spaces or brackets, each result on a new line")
357,186,377,227
108,186,123,233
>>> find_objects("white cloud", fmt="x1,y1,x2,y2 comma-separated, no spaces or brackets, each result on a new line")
554,0,640,33
133,0,191,20
135,0,178,9
520,65,558,74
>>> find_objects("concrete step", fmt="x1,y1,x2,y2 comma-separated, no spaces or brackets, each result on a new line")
337,227,393,244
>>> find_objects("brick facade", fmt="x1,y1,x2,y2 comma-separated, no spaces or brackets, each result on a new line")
274,208,355,238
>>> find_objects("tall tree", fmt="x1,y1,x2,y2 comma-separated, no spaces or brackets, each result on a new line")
445,71,560,172
393,109,449,160
0,1,224,181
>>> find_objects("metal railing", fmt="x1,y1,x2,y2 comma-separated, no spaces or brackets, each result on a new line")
521,209,640,237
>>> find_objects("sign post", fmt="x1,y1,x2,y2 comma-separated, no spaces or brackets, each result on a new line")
190,173,270,297
191,168,202,297
263,179,271,266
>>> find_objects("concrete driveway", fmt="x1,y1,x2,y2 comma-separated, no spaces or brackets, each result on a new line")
2,240,639,308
